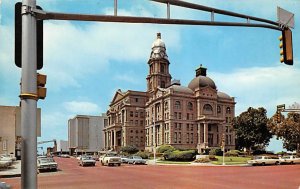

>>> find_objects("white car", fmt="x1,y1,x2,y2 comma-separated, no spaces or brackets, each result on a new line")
247,156,280,166
279,155,300,164
37,158,58,172
100,153,121,166
78,156,96,166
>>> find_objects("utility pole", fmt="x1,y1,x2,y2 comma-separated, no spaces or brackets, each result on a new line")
20,0,37,188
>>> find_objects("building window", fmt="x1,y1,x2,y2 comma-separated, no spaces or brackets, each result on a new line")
179,112,182,120
161,81,165,88
187,124,189,131
130,111,133,117
160,64,165,73
178,132,181,143
191,124,193,131
174,112,178,119
175,101,181,109
164,101,168,111
175,123,177,130
186,133,189,143
135,98,139,102
140,120,143,126
217,106,221,113
187,113,189,120
174,132,177,143
135,112,138,117
131,130,133,133
208,125,211,131
226,107,231,114
191,133,194,144
203,104,213,114
178,123,181,130
187,102,193,110
140,112,144,118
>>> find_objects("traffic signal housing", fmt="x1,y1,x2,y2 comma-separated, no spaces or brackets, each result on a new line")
279,28,293,65
275,110,282,123
37,73,47,100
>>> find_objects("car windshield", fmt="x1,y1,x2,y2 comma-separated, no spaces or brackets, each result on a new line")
254,156,262,160
39,158,55,163
106,153,118,157
133,156,142,159
82,156,93,160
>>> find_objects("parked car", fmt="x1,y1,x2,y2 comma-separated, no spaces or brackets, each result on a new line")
0,154,16,161
100,152,121,166
78,156,96,166
61,154,70,158
127,156,147,165
37,158,58,172
0,156,13,166
247,156,280,166
121,156,129,164
0,160,11,169
279,155,300,164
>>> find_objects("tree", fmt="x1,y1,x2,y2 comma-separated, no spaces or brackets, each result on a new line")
268,112,300,152
233,107,272,152
120,145,139,155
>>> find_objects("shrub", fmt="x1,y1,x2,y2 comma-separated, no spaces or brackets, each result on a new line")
121,146,139,155
157,145,176,153
194,157,210,163
208,155,218,161
276,151,287,155
225,150,239,157
164,150,196,161
209,148,223,156
135,151,149,159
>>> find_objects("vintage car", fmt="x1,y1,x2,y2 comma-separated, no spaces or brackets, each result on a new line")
127,156,147,165
247,156,280,166
78,156,96,166
37,158,58,172
279,155,300,164
100,152,121,166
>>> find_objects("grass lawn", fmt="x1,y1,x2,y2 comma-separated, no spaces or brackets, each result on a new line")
211,156,252,165
156,160,191,164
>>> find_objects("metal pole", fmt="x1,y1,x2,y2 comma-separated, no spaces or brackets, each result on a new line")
153,115,156,165
222,146,225,166
21,0,37,189
114,0,117,16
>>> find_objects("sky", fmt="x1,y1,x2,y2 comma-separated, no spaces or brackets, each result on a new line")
0,0,300,153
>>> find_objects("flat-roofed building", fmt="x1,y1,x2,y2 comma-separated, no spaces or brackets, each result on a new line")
0,106,41,159
68,114,107,155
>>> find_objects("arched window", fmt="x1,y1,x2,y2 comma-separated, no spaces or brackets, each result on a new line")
203,104,213,114
217,106,221,114
226,107,231,114
175,101,181,109
187,102,193,110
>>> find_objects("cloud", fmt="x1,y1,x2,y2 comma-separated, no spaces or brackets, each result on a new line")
211,63,300,116
63,101,101,115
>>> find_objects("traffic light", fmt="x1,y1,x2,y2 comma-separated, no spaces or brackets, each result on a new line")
279,28,293,65
15,2,43,70
276,111,281,123
37,73,47,100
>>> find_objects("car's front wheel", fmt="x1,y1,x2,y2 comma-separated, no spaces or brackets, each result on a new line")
275,161,279,165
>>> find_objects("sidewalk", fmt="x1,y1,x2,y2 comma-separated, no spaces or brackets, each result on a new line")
0,161,21,178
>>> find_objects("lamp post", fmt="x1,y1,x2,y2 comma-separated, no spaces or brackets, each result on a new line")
153,115,156,165
222,133,225,166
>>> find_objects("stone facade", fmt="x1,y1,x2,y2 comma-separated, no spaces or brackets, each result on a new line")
105,33,236,153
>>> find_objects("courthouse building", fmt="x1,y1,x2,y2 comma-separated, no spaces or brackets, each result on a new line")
104,33,236,153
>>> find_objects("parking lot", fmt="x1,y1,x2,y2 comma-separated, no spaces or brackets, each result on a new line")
1,157,300,189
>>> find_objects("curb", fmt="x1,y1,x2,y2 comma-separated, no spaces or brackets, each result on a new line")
0,173,21,178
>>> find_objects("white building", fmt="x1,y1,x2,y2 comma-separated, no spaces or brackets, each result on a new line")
68,114,107,155
56,140,69,153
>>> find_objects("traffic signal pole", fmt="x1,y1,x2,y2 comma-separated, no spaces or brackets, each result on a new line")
20,0,38,188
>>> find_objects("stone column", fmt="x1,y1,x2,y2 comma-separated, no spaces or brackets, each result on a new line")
114,130,117,149
197,123,201,144
204,123,208,147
